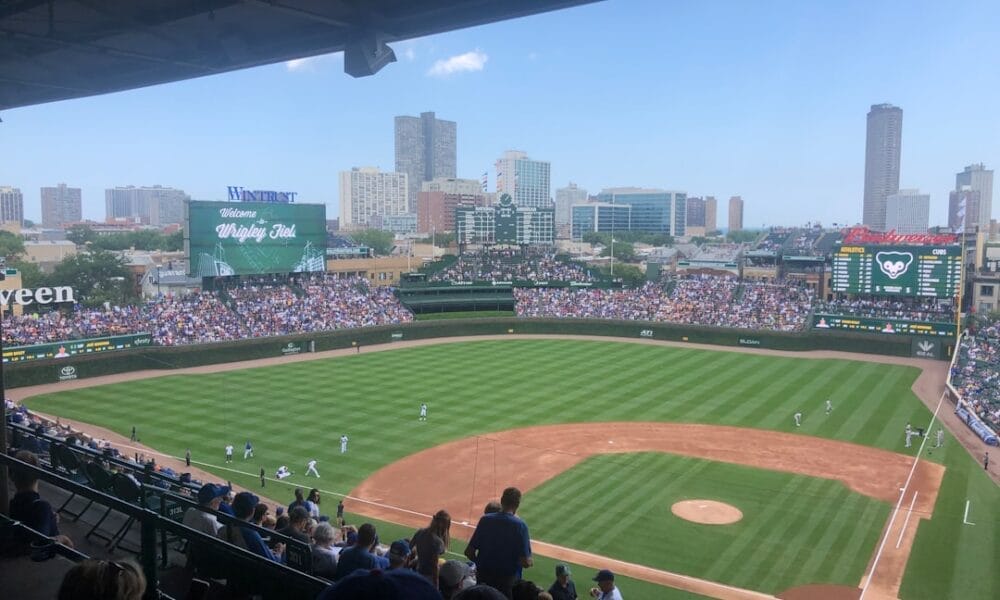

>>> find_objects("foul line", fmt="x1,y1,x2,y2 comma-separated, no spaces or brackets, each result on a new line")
859,391,944,600
894,491,918,549
963,500,975,526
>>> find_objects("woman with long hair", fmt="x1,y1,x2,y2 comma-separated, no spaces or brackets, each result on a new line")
411,509,451,586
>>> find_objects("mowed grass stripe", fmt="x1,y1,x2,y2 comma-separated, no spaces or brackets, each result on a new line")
24,339,991,599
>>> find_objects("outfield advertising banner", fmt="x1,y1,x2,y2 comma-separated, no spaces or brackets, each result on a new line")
2,333,153,363
812,314,955,337
187,201,327,277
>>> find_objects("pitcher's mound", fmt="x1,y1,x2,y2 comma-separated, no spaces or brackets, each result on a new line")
671,500,743,525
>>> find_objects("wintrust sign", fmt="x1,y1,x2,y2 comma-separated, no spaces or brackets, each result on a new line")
0,286,75,306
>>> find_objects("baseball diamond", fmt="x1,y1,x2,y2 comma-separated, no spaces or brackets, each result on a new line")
16,336,1000,599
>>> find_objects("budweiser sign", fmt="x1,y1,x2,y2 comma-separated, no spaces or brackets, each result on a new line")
841,227,958,246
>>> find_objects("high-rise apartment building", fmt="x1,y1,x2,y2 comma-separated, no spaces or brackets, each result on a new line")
105,185,188,226
596,188,686,236
686,197,706,227
949,188,980,233
495,150,552,209
728,196,744,232
338,167,409,230
394,112,457,212
0,186,24,226
41,184,82,228
555,183,589,226
956,164,994,230
417,178,489,234
862,103,903,231
704,196,718,232
885,189,929,234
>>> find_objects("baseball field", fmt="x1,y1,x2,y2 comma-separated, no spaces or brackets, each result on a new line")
19,338,1000,599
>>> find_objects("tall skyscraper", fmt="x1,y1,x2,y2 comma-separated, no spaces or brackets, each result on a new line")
596,188,686,236
949,188,980,233
956,163,994,230
862,103,903,231
885,189,929,234
394,112,457,212
105,185,188,226
41,183,82,228
686,197,706,227
495,150,552,209
555,183,588,226
338,167,409,230
0,186,24,226
704,196,718,232
728,196,744,232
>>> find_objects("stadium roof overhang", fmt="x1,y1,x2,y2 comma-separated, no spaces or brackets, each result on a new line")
0,0,600,111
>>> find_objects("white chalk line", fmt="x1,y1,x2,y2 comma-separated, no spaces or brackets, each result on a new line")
859,391,944,600
962,500,975,526
895,491,919,549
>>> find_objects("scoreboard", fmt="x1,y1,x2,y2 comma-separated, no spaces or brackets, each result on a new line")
831,244,961,298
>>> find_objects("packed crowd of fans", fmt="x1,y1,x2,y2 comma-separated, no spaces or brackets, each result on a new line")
1,276,412,347
430,248,595,283
515,275,815,331
952,320,1000,432
817,298,956,322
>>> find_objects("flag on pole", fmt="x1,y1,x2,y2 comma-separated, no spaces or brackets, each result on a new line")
481,171,488,192
956,196,966,234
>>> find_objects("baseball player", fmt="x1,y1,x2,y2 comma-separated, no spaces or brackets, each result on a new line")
936,428,944,448
306,459,320,478
340,434,349,454
825,399,832,415
793,412,802,427
905,429,913,448
244,440,254,460
419,403,428,421
276,465,292,480
225,444,234,463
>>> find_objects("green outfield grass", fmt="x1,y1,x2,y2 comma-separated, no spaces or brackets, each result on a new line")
21,339,1000,598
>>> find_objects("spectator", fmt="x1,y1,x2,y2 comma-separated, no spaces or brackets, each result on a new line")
455,585,508,600
182,483,229,537
307,488,323,519
440,559,475,598
9,450,73,548
512,580,552,600
588,570,622,600
333,523,380,581
387,539,411,570
218,492,284,563
465,487,533,598
57,559,145,600
251,502,269,527
316,567,443,600
548,565,577,600
277,506,312,544
311,522,341,579
412,509,452,585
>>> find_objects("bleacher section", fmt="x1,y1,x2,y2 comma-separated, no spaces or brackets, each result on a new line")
951,320,1000,444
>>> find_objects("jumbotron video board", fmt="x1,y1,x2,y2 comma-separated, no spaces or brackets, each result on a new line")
831,245,961,298
186,201,327,277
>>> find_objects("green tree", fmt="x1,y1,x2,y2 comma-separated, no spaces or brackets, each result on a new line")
49,250,136,307
66,224,97,246
433,232,456,248
350,229,395,255
600,240,636,262
596,263,645,287
165,230,184,251
582,232,608,245
0,230,26,261
726,230,759,243
10,260,46,288
23,219,35,228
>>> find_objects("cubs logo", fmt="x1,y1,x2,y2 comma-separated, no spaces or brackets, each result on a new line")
875,252,914,280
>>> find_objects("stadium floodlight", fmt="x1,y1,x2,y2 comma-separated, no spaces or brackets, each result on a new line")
344,31,397,78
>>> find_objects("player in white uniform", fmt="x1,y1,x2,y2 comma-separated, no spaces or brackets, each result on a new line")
793,412,802,427
276,465,291,480
306,459,320,477
936,428,944,448
419,403,428,421
225,444,234,463
340,435,349,453
244,440,254,459
825,399,832,415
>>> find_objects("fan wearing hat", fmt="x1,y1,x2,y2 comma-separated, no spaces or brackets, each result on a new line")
548,564,577,600
588,570,621,600
183,483,230,537
218,491,284,563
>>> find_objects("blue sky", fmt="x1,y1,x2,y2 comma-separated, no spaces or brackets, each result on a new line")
2,0,998,228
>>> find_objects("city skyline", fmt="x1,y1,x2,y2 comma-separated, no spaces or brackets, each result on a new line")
1,0,998,229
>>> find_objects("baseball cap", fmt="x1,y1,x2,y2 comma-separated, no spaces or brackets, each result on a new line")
438,560,469,589
555,564,571,577
197,483,231,505
232,491,259,518
317,568,442,600
593,569,615,582
389,539,411,558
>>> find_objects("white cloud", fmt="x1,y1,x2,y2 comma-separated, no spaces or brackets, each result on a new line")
427,49,488,77
284,53,340,72
403,46,416,62
527,51,539,61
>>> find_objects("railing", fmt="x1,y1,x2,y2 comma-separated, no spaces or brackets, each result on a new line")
0,451,329,600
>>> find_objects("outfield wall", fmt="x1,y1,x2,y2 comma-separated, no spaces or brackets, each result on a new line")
3,317,945,388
